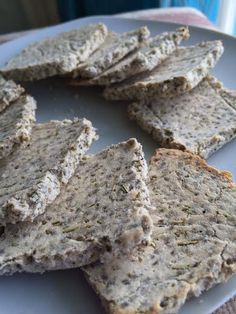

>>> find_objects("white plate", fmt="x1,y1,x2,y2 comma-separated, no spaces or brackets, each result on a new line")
0,15,236,314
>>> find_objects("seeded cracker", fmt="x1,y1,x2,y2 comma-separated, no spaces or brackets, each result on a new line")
128,76,236,158
77,27,189,86
71,26,150,79
1,24,108,81
0,139,152,274
0,95,36,159
210,76,236,111
0,118,97,224
0,75,24,112
84,149,236,314
104,40,223,100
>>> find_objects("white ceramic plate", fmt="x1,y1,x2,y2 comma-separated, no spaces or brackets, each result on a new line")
0,15,236,314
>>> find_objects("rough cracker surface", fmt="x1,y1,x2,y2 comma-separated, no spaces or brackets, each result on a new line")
0,75,24,112
216,85,236,111
0,139,152,274
84,149,236,314
72,26,150,79
0,95,36,159
0,118,97,224
104,40,224,101
0,24,108,81
128,76,236,159
88,26,189,85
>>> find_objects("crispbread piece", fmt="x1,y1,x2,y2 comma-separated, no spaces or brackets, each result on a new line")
84,149,236,314
0,23,108,81
220,89,236,110
0,118,97,224
0,95,36,159
0,75,24,112
75,27,189,86
128,76,236,159
0,139,152,274
71,26,150,79
104,40,224,100
209,76,236,110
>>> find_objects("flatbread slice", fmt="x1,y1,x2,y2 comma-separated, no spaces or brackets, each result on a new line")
216,85,236,110
0,95,36,159
104,40,223,100
84,149,236,314
0,75,24,112
0,139,152,274
0,23,108,81
128,76,236,159
71,26,150,79
73,26,189,86
0,118,97,224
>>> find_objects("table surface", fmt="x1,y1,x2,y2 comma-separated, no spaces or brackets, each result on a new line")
0,24,235,314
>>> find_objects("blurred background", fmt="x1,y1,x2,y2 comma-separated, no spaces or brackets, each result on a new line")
0,0,235,35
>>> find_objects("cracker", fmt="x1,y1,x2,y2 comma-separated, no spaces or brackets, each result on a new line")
0,75,24,112
128,76,236,158
1,24,108,81
84,149,236,314
0,139,152,274
83,27,189,85
104,41,223,100
0,95,36,159
71,26,150,79
0,118,97,224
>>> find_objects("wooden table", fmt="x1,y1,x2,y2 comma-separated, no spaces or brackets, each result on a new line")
0,26,235,314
